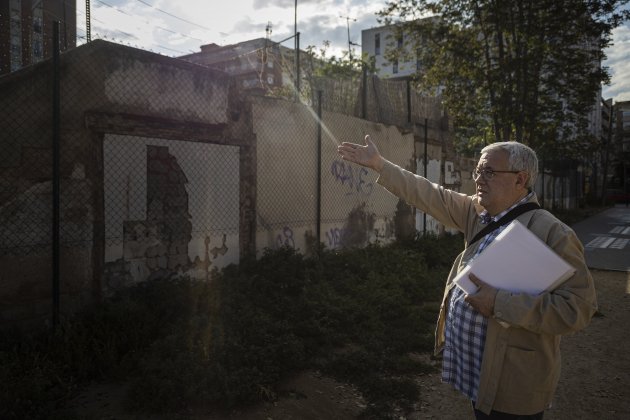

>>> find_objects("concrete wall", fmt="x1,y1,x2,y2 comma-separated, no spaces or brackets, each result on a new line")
320,113,415,247
0,39,460,327
251,96,415,254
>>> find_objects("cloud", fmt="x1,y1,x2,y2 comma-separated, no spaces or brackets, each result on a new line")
231,15,270,35
84,0,630,103
92,0,130,8
253,0,321,8
297,14,347,49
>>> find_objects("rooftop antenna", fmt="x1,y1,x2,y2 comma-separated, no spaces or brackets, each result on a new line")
266,21,273,39
340,15,356,59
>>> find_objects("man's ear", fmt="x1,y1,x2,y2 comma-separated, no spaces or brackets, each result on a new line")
515,171,529,189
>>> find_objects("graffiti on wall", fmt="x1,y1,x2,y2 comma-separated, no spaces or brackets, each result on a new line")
276,226,296,249
325,227,345,248
330,160,373,196
324,217,396,250
372,217,395,242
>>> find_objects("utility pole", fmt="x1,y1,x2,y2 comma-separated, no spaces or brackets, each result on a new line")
295,32,300,100
86,0,91,42
340,15,356,59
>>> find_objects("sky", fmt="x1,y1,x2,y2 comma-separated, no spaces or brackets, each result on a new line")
76,0,630,102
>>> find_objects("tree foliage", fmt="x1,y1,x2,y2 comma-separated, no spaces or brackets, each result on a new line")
379,0,629,157
305,41,368,79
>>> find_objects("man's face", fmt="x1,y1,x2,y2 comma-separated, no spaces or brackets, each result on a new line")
475,150,526,216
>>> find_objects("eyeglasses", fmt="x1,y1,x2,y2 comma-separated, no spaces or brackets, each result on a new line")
473,167,521,180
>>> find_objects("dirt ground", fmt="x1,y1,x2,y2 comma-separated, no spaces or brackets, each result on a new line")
68,270,630,419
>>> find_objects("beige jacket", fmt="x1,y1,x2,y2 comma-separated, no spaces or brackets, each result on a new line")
377,161,597,415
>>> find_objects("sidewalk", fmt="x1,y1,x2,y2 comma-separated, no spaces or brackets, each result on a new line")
571,204,630,272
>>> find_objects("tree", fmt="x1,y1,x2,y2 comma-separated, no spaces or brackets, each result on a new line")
302,42,373,112
379,0,629,157
305,41,367,79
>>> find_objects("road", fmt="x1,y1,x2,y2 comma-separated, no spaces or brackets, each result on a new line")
572,204,630,272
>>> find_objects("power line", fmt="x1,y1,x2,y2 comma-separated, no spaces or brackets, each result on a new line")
154,26,203,43
95,0,132,16
9,0,196,58
90,0,206,48
134,0,212,31
86,0,304,59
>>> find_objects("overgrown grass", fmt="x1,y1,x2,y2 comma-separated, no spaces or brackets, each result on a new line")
0,233,464,419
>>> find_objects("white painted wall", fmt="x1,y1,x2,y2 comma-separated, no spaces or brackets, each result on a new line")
103,134,240,283
416,158,442,235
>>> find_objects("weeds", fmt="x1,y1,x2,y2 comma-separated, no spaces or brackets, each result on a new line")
0,234,464,419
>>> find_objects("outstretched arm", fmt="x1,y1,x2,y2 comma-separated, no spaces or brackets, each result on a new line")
340,134,475,234
337,135,386,173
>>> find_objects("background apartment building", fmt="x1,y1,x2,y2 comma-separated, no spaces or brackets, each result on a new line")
180,38,294,94
0,0,76,75
361,25,419,80
609,100,630,198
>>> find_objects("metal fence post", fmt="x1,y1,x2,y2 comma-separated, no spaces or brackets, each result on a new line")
541,160,545,208
423,118,428,236
316,90,322,245
361,66,367,119
52,21,61,329
295,32,300,102
406,80,411,124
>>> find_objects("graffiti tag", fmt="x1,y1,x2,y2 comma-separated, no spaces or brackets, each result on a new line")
331,161,373,196
276,226,296,249
325,227,345,248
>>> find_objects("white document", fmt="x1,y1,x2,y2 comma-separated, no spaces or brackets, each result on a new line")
453,220,576,295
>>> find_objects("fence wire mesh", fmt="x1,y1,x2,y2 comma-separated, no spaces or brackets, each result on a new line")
0,33,473,324
1,65,53,255
1,35,591,326
0,38,456,264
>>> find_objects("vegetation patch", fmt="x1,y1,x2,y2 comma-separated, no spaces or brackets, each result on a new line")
0,234,464,419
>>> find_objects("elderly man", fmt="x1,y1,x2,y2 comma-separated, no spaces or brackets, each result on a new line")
337,137,597,419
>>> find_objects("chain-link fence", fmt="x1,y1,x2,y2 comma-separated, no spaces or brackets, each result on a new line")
0,33,245,326
1,32,452,326
5,29,593,327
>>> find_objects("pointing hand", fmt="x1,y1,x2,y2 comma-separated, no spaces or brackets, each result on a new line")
337,135,385,172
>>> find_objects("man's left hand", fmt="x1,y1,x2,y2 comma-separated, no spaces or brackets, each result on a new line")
464,273,498,318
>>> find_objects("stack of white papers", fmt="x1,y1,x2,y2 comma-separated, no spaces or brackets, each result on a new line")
453,220,576,295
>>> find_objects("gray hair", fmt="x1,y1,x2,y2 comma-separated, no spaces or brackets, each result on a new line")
481,141,538,189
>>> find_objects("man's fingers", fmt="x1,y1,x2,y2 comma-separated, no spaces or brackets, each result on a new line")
340,135,371,149
468,272,480,285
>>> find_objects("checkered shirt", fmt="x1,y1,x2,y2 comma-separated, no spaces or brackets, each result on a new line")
441,193,534,401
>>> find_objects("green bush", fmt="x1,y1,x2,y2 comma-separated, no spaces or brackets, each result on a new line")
0,234,464,419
